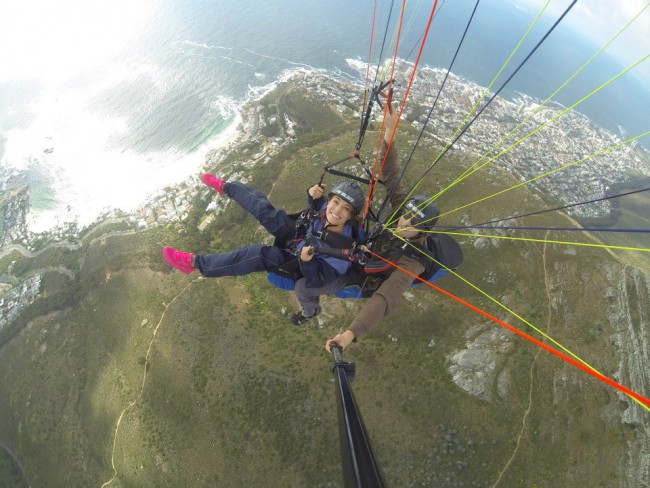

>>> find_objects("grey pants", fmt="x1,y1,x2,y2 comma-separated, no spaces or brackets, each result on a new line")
294,273,349,316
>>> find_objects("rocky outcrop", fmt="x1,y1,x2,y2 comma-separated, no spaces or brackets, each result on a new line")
607,265,650,487
447,323,515,402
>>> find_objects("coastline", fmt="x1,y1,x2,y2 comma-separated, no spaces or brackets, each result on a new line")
1,62,648,255
0,66,649,487
0,66,336,248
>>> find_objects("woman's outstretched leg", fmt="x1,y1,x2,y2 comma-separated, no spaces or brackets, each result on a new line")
163,244,294,277
202,175,294,237
194,244,293,278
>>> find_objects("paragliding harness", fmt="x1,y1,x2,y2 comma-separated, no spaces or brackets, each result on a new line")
266,163,463,296
335,229,463,299
267,81,464,295
267,117,383,289
267,203,365,287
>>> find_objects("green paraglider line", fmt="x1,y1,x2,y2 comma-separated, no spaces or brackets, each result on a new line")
404,130,650,230
365,249,650,411
441,3,650,201
349,1,650,416
428,54,650,211
416,229,650,253
384,0,564,225
375,0,481,227
388,231,639,389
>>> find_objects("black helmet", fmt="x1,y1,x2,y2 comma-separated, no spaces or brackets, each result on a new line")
328,181,366,215
403,195,440,229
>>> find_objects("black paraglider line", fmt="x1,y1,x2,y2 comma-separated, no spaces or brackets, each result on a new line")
457,187,650,230
387,0,579,226
372,0,649,416
379,0,553,229
374,0,481,228
356,0,396,152
326,6,650,484
354,0,650,420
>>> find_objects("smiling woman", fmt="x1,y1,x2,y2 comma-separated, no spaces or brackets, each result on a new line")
162,173,365,323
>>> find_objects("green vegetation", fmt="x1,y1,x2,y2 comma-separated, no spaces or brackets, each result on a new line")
0,450,27,488
0,83,646,487
8,247,81,280
0,251,24,276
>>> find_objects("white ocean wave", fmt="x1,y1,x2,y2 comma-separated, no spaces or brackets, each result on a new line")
0,64,241,233
346,57,368,74
244,66,326,101
243,48,317,70
174,40,231,51
172,44,255,68
218,55,255,68
330,67,362,84
211,96,239,119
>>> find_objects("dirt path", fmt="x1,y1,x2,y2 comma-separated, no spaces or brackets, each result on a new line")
0,219,128,260
0,439,30,487
100,277,203,487
491,232,552,487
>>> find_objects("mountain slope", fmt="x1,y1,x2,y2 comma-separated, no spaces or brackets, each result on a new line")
0,77,648,487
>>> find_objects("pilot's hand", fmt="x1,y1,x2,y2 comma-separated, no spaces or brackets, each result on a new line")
300,245,315,262
308,184,326,199
325,330,355,351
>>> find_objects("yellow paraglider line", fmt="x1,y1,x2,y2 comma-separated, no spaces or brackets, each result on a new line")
385,232,650,412
398,130,650,229
384,0,553,225
439,5,650,200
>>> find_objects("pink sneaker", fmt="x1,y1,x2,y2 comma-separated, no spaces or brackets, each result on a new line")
162,247,196,274
201,173,226,195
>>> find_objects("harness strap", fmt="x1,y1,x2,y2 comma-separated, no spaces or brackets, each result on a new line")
273,209,319,250
312,228,358,250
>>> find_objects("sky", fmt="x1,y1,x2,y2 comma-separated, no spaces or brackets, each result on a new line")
515,0,650,82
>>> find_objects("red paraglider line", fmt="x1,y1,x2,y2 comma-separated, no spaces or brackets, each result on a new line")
364,0,408,216
364,0,440,217
365,0,379,87
365,249,650,409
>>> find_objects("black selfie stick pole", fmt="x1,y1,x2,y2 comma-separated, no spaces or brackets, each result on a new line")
330,342,386,488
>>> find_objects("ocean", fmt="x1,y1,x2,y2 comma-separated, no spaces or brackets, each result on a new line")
0,0,648,234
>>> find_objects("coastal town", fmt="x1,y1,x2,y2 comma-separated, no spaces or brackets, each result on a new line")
2,66,649,488
1,66,648,331
4,66,649,248
136,65,648,232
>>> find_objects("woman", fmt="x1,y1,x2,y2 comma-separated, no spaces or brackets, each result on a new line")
163,173,365,323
